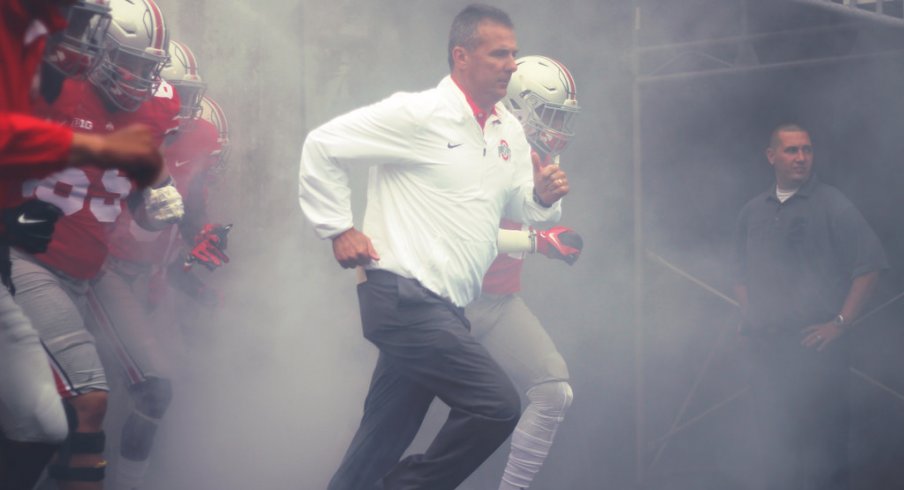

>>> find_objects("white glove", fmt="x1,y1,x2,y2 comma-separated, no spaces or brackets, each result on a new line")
142,182,184,226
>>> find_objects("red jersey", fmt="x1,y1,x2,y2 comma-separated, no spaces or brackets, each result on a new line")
482,219,526,295
108,117,220,265
15,78,179,278
0,0,72,201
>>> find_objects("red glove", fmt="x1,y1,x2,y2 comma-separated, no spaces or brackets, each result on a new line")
535,226,583,265
184,223,232,271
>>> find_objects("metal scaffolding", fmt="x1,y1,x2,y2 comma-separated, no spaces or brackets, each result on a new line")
631,0,904,485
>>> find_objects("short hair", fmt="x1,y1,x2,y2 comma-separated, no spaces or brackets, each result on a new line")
447,4,514,70
769,123,809,148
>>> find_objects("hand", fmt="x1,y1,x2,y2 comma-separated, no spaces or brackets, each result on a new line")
331,228,379,269
2,200,63,253
535,226,583,265
801,322,844,351
531,150,569,207
184,223,232,271
143,182,184,225
71,124,164,188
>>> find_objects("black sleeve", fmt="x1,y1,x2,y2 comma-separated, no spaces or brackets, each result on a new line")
830,202,888,279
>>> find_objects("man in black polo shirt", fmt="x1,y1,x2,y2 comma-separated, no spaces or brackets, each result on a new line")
733,123,887,490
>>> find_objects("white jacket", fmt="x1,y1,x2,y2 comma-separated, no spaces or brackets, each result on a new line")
299,76,561,306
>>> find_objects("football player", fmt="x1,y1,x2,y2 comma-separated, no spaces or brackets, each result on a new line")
92,40,231,489
470,55,582,490
0,1,164,488
9,0,182,487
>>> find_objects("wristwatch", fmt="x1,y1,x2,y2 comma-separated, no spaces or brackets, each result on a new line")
833,314,846,327
532,188,552,208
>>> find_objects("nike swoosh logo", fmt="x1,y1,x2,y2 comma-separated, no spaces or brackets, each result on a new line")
174,159,190,167
447,143,462,149
17,214,46,225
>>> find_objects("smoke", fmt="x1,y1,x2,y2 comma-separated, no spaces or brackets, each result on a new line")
89,1,904,489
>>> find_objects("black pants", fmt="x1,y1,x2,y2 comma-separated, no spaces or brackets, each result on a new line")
327,270,521,490
745,330,850,490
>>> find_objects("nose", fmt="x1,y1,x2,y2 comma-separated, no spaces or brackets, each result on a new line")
505,55,517,73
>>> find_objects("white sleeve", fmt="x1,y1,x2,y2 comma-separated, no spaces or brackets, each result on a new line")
298,93,424,239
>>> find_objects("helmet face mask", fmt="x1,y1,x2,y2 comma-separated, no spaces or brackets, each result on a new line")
44,1,112,78
92,46,166,110
520,91,579,156
173,81,205,119
503,56,580,158
88,0,169,111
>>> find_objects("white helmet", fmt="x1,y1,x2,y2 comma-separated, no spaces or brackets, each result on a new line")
199,96,230,174
503,56,580,157
161,41,206,120
89,0,169,111
44,0,112,78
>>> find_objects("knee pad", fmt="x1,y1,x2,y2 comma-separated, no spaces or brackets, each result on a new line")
526,381,573,419
128,376,172,419
47,400,106,482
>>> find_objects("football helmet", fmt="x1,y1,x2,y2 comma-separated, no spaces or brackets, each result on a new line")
44,0,112,78
198,96,230,173
89,0,170,111
160,41,206,120
503,56,580,157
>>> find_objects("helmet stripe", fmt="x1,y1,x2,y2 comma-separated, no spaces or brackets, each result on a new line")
545,57,577,99
145,0,166,51
204,96,229,135
174,41,199,75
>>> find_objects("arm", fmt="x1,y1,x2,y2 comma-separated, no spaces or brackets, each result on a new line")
298,93,421,266
503,149,564,229
75,125,165,188
531,151,569,209
802,271,879,351
0,113,72,177
838,271,879,328
0,114,164,187
496,226,583,265
128,175,184,231
802,199,887,350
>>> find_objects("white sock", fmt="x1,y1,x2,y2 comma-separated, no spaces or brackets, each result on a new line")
499,381,573,490
112,455,152,490
499,480,524,490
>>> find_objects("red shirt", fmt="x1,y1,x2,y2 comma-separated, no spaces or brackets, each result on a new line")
14,78,179,278
108,116,220,265
0,0,73,202
482,219,526,295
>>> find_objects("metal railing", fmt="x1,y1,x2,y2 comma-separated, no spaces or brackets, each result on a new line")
794,0,904,25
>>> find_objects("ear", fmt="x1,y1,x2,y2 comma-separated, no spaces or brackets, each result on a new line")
765,147,775,165
451,46,468,69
